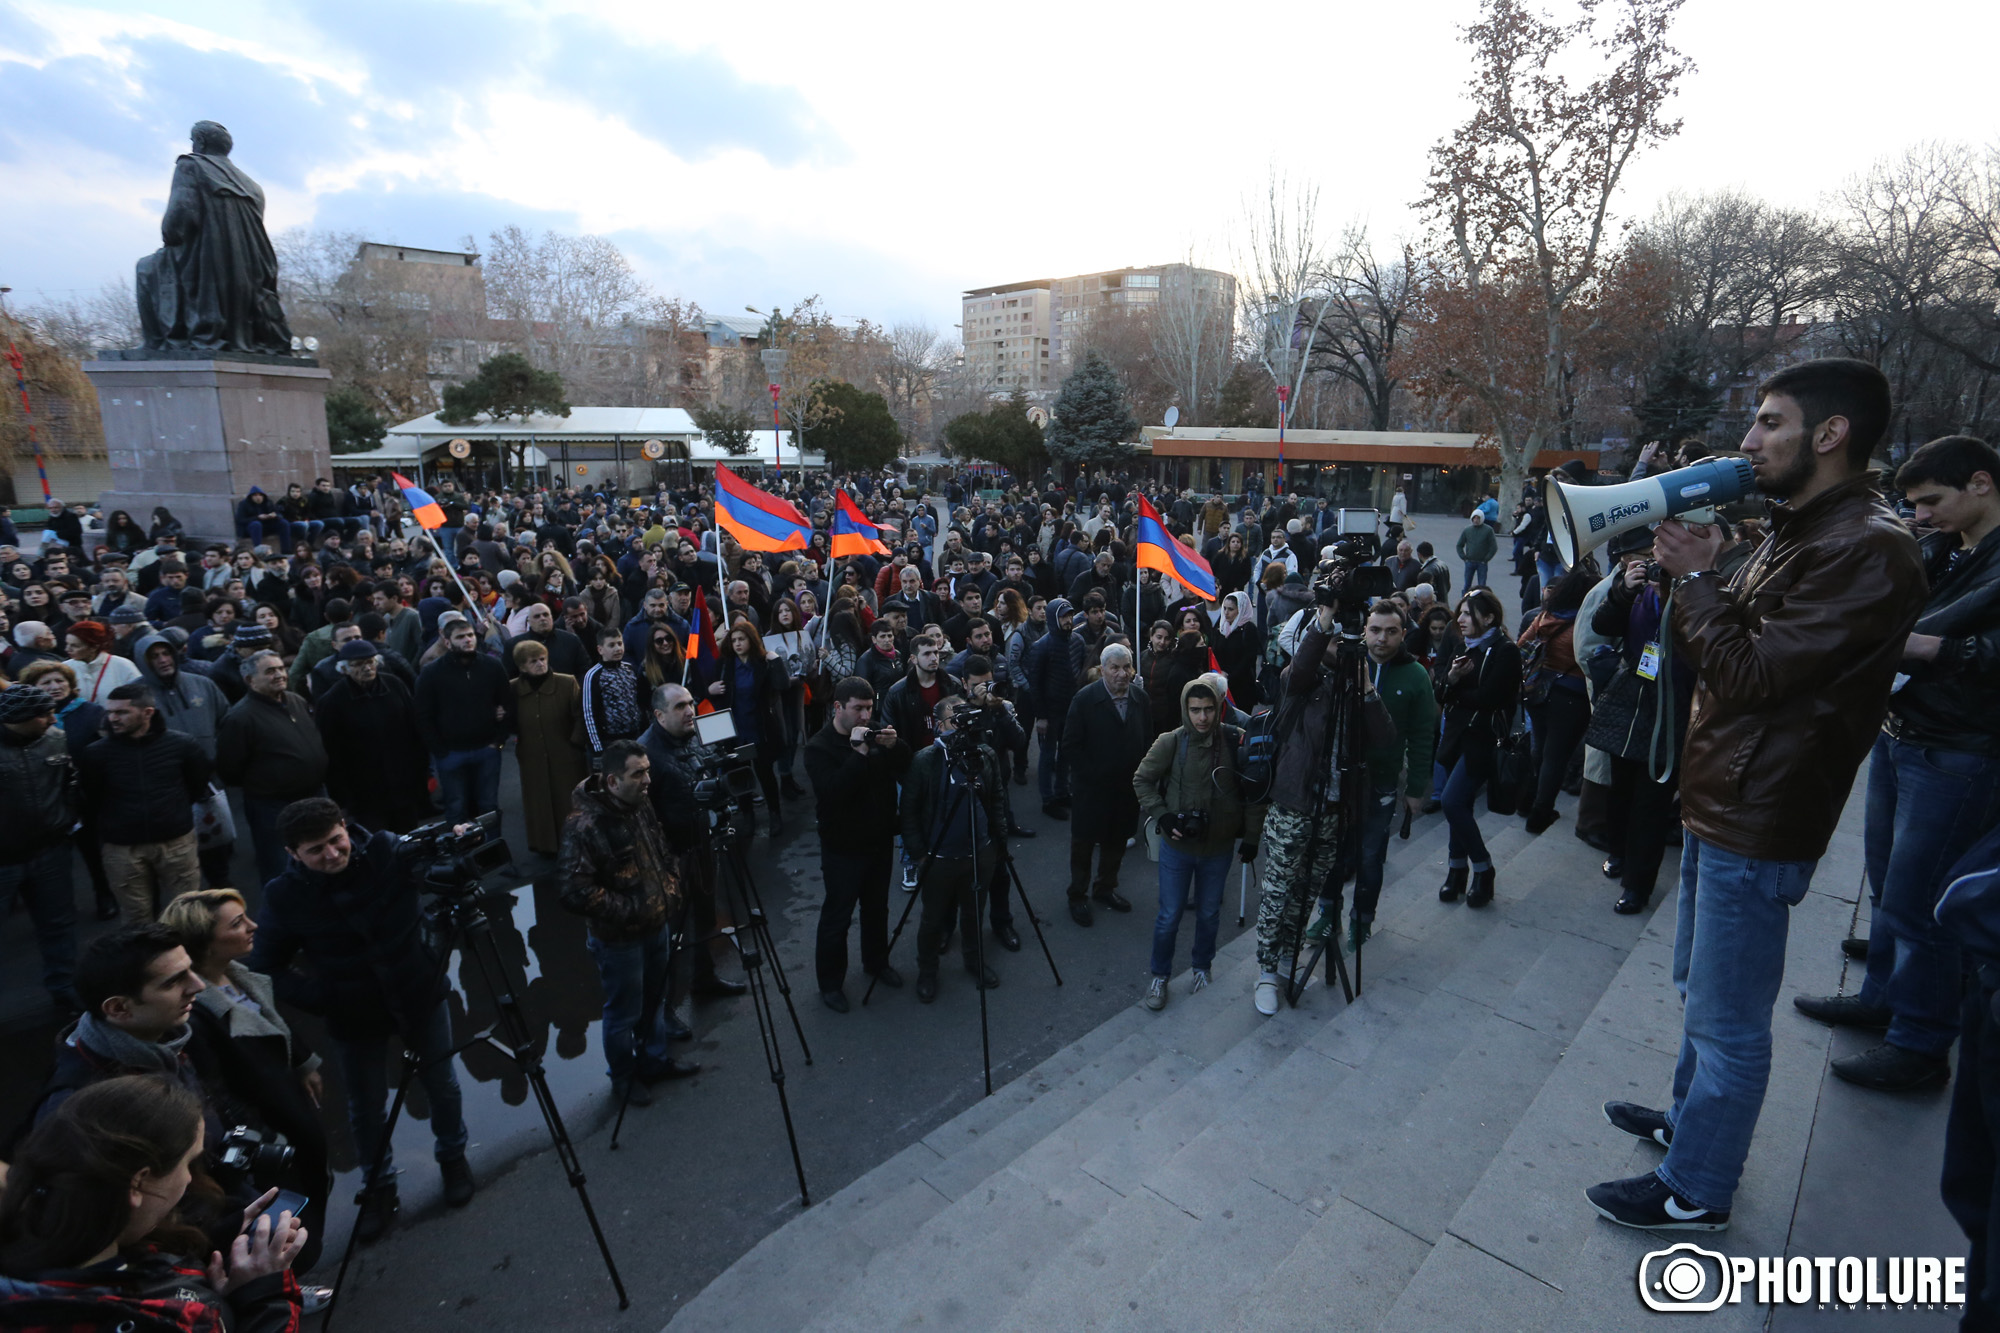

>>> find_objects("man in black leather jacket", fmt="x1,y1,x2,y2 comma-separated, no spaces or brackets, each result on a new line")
1795,435,2000,1090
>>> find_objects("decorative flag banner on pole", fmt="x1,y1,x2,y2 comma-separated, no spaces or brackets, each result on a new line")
830,490,891,558
1134,495,1219,602
713,463,808,552
393,471,489,629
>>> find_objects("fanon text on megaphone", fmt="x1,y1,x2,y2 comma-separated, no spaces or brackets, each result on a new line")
1546,457,1756,569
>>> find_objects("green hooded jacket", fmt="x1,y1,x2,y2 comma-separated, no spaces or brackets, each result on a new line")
1131,677,1267,857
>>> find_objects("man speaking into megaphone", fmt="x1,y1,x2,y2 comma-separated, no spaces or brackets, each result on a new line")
1585,357,1927,1233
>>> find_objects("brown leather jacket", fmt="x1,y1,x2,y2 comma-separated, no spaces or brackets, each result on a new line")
1674,474,1926,862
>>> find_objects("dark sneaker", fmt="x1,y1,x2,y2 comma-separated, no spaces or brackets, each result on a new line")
441,1156,475,1208
690,974,749,999
1586,1171,1729,1231
1603,1100,1673,1148
916,971,939,1003
638,1057,701,1083
1840,936,1869,961
1792,994,1891,1030
821,989,850,1013
1345,917,1372,954
1069,898,1094,927
1830,1042,1950,1092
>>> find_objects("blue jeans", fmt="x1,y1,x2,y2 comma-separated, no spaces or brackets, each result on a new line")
1536,553,1563,591
1858,735,2000,1055
1441,753,1492,869
1349,787,1400,919
242,793,304,891
332,998,468,1187
1462,561,1489,590
1038,727,1070,803
0,844,77,998
435,525,461,562
1150,842,1231,977
435,746,502,824
587,925,674,1085
1660,834,1817,1213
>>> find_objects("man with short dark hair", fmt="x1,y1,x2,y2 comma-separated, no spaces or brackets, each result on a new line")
583,624,646,761
0,684,80,1009
415,618,512,826
804,677,911,1010
900,695,1006,1003
29,924,208,1128
248,797,476,1242
1794,433,2000,1090
79,682,210,923
215,651,328,887
1588,357,1928,1232
559,738,698,1106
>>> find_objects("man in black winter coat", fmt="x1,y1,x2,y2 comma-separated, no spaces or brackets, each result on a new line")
802,676,911,1010
315,641,434,833
505,601,591,680
1026,598,1084,817
246,798,474,1242
415,618,513,826
78,683,210,924
1060,643,1151,925
0,684,81,1008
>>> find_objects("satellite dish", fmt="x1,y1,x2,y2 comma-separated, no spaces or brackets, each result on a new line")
1164,406,1180,429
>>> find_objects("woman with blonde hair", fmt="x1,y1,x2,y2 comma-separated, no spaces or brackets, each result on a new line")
506,638,588,856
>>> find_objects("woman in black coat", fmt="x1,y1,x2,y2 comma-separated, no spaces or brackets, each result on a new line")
1205,592,1262,711
1435,588,1521,908
101,509,146,555
708,619,792,835
1210,531,1254,597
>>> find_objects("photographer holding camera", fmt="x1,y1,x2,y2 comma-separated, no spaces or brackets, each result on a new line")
245,798,476,1245
803,676,912,1011
900,696,1009,1003
1251,580,1396,1016
559,739,700,1109
638,683,750,1018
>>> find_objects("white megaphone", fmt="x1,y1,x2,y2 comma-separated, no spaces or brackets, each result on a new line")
1545,457,1757,568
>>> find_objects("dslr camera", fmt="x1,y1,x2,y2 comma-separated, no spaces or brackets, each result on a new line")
214,1124,295,1193
1159,810,1212,840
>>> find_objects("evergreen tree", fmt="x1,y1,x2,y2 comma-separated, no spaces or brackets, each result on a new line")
1215,362,1278,428
1632,340,1721,444
692,402,756,456
941,389,1048,476
1045,350,1139,473
325,386,387,454
438,351,570,425
810,380,904,473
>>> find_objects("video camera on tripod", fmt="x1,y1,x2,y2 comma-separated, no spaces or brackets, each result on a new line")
690,711,761,824
394,811,508,895
1311,537,1394,635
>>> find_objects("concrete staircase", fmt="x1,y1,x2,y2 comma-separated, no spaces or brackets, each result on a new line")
666,792,1956,1331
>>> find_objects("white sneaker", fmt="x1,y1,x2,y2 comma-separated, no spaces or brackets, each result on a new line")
1254,976,1280,1016
902,862,919,892
1190,969,1210,994
1144,976,1168,1011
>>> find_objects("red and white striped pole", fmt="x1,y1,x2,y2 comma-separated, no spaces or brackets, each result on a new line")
1275,383,1291,497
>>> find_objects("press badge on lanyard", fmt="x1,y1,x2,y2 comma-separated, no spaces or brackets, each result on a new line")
1636,642,1662,682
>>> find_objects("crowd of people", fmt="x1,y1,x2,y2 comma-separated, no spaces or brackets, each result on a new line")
4,355,2000,1322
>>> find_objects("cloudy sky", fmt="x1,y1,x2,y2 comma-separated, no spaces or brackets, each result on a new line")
3,0,1996,337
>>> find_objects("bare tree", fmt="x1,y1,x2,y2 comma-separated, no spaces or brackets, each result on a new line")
1149,257,1234,426
1411,0,1692,499
881,320,952,443
1303,223,1415,432
13,279,143,358
482,226,648,402
1237,170,1336,430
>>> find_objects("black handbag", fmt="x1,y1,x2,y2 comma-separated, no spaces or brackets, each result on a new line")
1487,723,1535,816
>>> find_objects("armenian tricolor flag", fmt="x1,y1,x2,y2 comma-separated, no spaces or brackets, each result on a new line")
392,472,446,530
684,593,718,673
713,463,808,552
830,490,891,557
1135,495,1218,601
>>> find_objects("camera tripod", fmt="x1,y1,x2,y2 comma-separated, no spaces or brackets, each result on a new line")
864,740,1062,1096
1281,627,1372,1010
608,797,814,1207
323,883,628,1329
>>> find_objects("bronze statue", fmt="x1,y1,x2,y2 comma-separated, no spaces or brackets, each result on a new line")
136,121,296,356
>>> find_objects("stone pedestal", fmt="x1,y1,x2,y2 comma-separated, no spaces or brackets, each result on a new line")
84,356,332,544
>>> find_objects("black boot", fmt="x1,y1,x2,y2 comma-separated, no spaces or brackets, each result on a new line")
353,1183,400,1246
1439,866,1467,902
1466,866,1495,908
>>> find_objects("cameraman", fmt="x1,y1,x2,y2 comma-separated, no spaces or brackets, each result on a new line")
245,798,476,1245
802,676,911,1011
1251,593,1395,1016
638,683,750,1015
962,656,1031,950
900,696,1008,1003
559,739,700,1109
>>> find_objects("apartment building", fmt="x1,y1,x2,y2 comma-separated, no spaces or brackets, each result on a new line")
962,264,1237,396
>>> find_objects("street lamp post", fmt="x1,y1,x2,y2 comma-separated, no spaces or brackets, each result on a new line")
759,347,789,475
